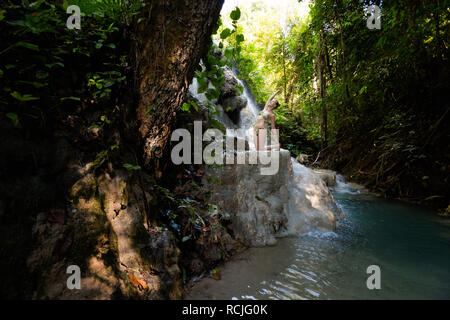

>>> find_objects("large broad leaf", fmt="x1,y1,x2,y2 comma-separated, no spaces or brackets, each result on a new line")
224,47,233,60
230,7,241,21
197,78,208,94
220,28,232,40
181,102,191,112
207,54,218,66
205,88,220,101
6,113,19,127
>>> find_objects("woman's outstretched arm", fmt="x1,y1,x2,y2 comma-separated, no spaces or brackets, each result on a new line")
269,89,282,102
265,89,282,107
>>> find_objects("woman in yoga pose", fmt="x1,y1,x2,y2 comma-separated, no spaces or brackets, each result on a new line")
253,89,281,151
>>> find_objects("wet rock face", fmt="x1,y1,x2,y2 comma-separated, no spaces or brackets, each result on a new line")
312,169,337,187
204,150,293,247
219,67,240,100
296,153,311,165
287,161,343,234
204,150,343,247
222,96,248,113
216,67,249,125
222,96,248,124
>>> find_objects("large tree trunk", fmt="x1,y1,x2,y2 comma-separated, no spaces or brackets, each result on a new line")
135,0,224,169
285,74,297,107
318,32,328,151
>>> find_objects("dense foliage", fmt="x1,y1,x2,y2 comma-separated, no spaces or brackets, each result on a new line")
0,1,144,130
219,0,449,206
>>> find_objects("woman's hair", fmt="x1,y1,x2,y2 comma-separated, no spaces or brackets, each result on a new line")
270,100,280,110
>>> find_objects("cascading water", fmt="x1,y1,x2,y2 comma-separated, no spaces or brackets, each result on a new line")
189,67,342,240
235,76,259,129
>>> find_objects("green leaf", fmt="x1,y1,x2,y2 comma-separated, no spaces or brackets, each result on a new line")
224,47,233,60
205,88,220,101
220,28,232,40
209,118,225,132
197,78,208,94
18,81,47,89
359,86,367,94
6,20,26,28
14,41,39,51
45,62,64,68
123,163,141,171
207,54,218,66
10,91,39,101
100,115,111,124
181,102,191,112
6,113,19,127
146,105,154,114
60,96,81,101
94,150,108,166
235,84,244,94
236,34,245,43
230,7,241,21
190,100,199,112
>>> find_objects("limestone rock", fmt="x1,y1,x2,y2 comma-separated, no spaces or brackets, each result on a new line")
219,67,239,99
27,169,183,300
204,150,342,247
296,153,311,165
222,96,248,113
312,169,337,187
222,96,248,124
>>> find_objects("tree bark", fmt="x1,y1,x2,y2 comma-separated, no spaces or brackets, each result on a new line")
282,39,288,104
135,0,224,169
334,0,350,99
285,74,297,107
318,32,328,151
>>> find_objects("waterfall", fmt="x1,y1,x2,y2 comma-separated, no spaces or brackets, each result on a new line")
234,70,261,149
235,76,259,127
188,66,342,244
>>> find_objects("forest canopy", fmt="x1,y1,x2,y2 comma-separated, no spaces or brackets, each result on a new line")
216,0,449,206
